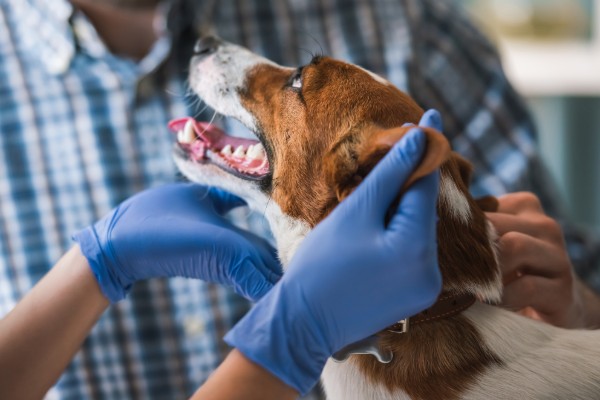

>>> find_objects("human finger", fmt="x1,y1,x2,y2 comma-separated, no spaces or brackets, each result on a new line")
487,212,547,238
497,231,566,283
495,192,544,215
501,274,570,326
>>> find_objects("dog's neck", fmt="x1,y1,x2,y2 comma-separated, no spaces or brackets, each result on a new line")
263,203,310,266
261,168,503,302
387,291,477,333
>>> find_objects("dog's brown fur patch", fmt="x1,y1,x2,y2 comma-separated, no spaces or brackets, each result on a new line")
241,58,423,227
240,56,503,396
354,316,503,400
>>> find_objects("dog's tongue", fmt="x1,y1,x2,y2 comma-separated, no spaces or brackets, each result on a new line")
169,117,269,177
168,118,259,150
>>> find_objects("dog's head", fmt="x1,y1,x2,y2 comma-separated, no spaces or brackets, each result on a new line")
173,36,501,302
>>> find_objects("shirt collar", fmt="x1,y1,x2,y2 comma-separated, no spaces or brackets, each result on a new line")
6,0,179,77
6,0,76,75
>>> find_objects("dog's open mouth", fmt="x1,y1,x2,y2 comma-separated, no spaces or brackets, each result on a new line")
169,118,270,180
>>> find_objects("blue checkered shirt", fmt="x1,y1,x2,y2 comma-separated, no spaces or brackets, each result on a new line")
1,0,599,399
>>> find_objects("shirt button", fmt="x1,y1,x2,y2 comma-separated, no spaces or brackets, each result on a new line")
183,317,206,336
47,54,71,75
136,77,155,100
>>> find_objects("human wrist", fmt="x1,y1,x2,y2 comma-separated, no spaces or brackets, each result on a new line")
224,283,330,395
72,225,130,303
190,349,298,400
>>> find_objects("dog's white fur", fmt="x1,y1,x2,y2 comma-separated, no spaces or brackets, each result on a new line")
323,303,600,400
175,156,309,266
439,171,472,225
180,40,600,400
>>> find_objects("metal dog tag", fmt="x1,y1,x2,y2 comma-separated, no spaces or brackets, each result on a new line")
332,335,393,364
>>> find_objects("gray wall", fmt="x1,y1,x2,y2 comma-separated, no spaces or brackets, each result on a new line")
528,97,600,234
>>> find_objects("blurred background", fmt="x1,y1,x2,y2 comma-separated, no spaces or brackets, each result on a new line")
460,0,600,234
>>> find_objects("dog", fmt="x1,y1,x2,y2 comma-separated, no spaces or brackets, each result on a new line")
171,36,600,399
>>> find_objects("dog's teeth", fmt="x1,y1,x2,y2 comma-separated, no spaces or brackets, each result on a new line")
180,119,196,144
233,145,246,157
247,143,266,160
221,144,233,155
177,130,184,142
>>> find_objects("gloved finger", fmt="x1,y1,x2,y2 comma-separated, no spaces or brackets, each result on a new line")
227,228,282,282
419,109,442,131
124,183,204,210
339,129,427,224
248,250,282,285
230,258,278,301
205,186,247,214
387,170,439,236
139,183,240,215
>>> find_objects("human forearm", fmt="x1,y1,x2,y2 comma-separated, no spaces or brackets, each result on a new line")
190,349,298,400
0,246,109,399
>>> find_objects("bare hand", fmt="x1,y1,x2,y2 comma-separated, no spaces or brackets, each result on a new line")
486,192,600,329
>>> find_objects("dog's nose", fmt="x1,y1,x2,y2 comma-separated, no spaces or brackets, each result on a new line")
193,36,221,58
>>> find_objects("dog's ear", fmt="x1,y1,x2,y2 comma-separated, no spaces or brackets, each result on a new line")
330,125,451,202
453,153,474,187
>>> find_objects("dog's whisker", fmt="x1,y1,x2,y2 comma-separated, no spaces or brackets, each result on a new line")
296,30,325,61
191,102,209,117
165,88,189,98
262,178,281,220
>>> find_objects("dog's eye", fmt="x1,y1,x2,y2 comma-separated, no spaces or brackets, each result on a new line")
291,75,302,89
288,68,303,90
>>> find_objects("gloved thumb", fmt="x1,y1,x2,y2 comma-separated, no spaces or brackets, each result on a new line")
387,169,439,235
339,129,427,224
419,109,443,131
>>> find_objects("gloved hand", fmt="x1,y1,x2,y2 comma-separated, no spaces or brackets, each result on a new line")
225,110,443,395
73,183,281,303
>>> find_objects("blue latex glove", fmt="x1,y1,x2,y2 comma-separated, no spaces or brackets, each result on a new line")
225,111,443,395
73,183,281,303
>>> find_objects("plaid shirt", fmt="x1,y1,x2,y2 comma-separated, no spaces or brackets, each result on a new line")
1,0,599,399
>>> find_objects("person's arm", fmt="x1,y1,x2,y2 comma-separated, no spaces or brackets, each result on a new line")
0,183,281,399
193,350,298,400
0,115,442,399
0,246,289,400
0,246,109,400
486,192,600,329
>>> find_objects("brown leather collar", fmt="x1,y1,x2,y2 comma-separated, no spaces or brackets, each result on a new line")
387,292,476,333
331,292,477,363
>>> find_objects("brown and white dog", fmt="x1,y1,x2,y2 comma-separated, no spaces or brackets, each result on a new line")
171,36,600,400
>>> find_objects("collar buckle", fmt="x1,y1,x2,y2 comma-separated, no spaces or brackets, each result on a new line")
387,318,410,334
